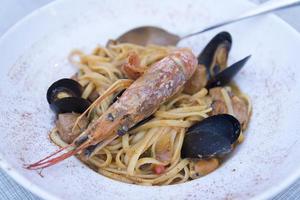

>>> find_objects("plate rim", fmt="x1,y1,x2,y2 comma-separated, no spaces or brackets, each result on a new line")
0,0,300,199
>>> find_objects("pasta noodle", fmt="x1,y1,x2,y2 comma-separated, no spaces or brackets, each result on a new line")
49,42,251,185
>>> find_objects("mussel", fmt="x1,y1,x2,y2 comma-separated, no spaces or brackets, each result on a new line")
206,55,251,89
47,78,91,114
197,31,250,89
181,114,241,159
198,31,232,80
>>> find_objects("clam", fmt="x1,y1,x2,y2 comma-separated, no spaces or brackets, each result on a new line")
197,31,250,89
181,114,241,159
47,78,91,114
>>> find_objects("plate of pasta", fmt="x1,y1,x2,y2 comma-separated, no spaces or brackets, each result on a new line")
0,0,300,200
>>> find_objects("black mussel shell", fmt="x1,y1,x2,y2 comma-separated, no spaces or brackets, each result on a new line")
182,131,232,159
181,114,241,159
198,32,232,79
47,78,83,104
206,55,251,89
50,97,91,114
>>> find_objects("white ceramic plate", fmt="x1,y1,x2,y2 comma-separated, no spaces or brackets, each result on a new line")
1,0,300,199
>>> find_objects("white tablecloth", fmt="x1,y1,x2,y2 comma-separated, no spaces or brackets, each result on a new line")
0,0,299,199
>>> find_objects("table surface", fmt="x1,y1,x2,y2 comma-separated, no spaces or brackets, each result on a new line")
0,0,300,199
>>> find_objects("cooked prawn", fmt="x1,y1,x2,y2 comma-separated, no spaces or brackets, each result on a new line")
26,48,197,170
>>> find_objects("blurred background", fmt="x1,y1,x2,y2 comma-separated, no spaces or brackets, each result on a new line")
0,0,299,199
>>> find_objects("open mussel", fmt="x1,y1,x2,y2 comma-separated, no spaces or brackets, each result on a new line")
47,78,91,114
49,97,91,114
181,114,241,159
198,31,232,79
206,55,251,89
197,31,250,89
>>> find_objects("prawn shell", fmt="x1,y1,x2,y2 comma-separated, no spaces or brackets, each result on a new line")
88,49,197,142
